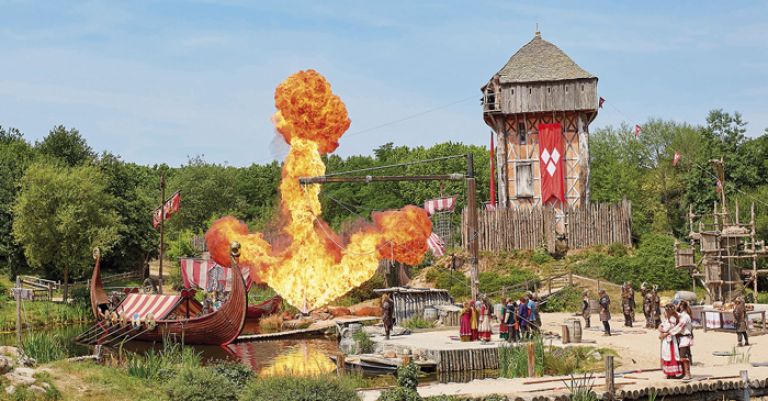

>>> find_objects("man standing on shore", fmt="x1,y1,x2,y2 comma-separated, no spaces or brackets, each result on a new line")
734,297,750,347
581,290,591,328
599,289,611,336
622,282,635,327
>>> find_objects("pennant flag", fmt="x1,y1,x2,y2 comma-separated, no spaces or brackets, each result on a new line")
599,97,605,109
672,151,681,167
538,123,566,204
423,197,457,216
426,232,445,257
634,124,642,138
153,191,182,229
716,179,723,193
489,132,497,207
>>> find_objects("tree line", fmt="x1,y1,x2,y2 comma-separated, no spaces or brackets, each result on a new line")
1,108,766,288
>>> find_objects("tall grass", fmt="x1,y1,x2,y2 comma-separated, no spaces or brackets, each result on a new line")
728,346,751,364
21,332,69,363
563,373,597,401
498,336,611,378
125,337,202,380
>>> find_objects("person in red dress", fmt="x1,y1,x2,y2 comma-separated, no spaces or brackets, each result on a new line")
459,301,472,342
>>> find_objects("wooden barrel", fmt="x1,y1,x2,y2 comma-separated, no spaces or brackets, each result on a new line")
568,319,582,343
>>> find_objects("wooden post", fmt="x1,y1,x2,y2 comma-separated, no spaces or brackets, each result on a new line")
158,172,165,294
561,324,570,344
336,353,345,375
467,153,479,301
527,342,536,377
15,276,21,344
741,370,750,401
604,355,615,400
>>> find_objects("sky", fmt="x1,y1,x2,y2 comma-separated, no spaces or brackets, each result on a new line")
1,1,767,167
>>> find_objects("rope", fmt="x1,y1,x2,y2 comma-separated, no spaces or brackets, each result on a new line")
323,154,467,177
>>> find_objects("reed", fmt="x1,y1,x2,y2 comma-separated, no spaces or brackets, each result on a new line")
21,332,69,363
563,372,597,401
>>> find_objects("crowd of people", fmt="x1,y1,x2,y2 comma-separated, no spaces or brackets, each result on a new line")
459,293,541,343
378,281,755,383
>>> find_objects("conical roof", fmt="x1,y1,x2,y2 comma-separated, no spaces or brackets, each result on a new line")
496,33,595,84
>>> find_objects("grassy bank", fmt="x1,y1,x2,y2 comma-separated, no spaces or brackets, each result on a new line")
0,301,91,333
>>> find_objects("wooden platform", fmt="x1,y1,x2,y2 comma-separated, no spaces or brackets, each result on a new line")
235,316,379,342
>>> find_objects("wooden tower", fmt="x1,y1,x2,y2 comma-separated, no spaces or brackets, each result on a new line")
676,159,768,302
481,32,598,209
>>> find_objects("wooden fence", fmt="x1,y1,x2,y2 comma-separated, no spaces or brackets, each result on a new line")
463,200,632,252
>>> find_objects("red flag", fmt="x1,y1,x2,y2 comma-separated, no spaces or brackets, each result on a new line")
489,133,496,207
672,151,681,167
716,179,723,193
634,124,642,138
538,123,565,205
426,232,445,257
152,191,182,229
599,97,605,109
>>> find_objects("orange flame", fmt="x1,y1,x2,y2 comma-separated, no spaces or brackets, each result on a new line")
205,70,431,312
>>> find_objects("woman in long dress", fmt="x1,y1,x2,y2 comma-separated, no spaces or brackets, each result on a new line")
659,304,683,379
478,299,493,342
459,301,472,342
498,298,509,340
470,301,479,341
517,296,529,340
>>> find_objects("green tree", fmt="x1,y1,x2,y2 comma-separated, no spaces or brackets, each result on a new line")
35,125,95,167
12,163,120,299
0,126,36,275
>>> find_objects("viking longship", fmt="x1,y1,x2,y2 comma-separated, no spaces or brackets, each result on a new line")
81,246,247,346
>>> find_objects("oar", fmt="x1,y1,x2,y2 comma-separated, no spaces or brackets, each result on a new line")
77,322,119,344
94,325,134,345
118,325,156,345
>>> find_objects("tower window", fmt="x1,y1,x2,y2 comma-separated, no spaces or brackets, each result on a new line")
516,162,534,198
517,122,526,145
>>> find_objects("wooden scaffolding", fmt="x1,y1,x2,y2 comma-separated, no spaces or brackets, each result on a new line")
675,159,768,302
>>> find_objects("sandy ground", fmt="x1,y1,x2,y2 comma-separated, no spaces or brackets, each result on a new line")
359,311,768,400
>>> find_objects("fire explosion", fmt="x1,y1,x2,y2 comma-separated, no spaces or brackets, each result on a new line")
205,70,432,312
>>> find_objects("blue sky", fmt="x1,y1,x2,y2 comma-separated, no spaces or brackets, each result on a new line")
1,1,767,166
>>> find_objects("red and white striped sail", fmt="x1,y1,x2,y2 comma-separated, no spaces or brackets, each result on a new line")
426,232,446,257
180,258,251,292
116,294,180,320
423,196,457,216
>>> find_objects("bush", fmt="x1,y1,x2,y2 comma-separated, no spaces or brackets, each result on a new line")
378,362,421,401
401,316,435,330
531,247,554,265
164,366,238,401
352,330,375,354
571,234,688,290
210,361,253,387
541,286,582,313
259,314,283,333
240,376,360,401
478,270,538,296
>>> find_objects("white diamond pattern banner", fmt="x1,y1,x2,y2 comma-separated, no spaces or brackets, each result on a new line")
538,123,566,204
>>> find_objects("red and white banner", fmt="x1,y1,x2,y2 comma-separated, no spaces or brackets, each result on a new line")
538,123,565,205
424,196,457,216
672,151,681,167
426,232,445,257
599,97,605,109
153,191,181,229
180,258,252,292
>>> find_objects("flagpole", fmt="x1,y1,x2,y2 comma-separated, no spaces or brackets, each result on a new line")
159,172,165,294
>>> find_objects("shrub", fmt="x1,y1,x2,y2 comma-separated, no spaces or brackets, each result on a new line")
353,330,375,354
21,332,68,363
210,361,253,387
540,286,582,313
531,247,554,265
164,366,238,401
401,316,435,330
478,270,538,296
126,349,166,380
240,376,360,401
607,242,628,257
378,362,421,401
